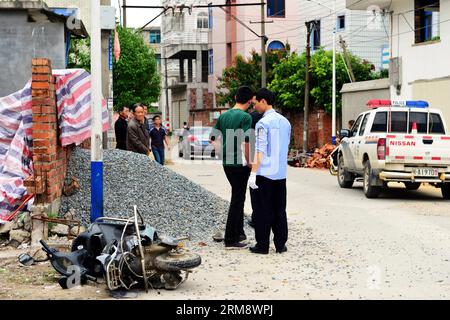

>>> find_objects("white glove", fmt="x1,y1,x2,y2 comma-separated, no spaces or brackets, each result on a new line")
249,172,258,190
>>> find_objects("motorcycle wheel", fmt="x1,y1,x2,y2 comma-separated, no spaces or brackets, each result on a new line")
155,251,201,272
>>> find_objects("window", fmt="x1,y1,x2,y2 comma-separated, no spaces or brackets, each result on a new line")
429,113,445,134
171,13,184,31
149,30,161,44
359,114,370,136
409,112,428,133
267,40,285,52
371,112,388,132
337,15,345,31
311,20,321,50
414,0,440,43
197,12,209,29
267,0,285,18
208,49,214,75
390,112,408,133
351,115,363,136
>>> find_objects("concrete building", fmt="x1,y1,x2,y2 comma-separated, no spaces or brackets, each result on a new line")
298,0,390,70
43,0,91,31
142,26,163,111
0,0,87,97
209,0,301,108
347,0,449,124
341,78,390,125
161,0,212,129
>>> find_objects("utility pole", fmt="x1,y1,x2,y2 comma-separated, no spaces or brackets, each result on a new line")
90,0,103,222
339,35,355,82
303,21,313,153
164,51,170,124
260,0,266,87
123,0,127,27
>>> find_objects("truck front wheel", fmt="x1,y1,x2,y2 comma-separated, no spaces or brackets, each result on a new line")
363,161,382,198
442,184,450,200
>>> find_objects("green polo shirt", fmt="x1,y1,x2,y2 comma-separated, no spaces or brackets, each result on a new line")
214,108,252,167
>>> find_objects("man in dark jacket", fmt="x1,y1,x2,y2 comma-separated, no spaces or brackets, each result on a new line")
126,105,151,155
114,105,129,150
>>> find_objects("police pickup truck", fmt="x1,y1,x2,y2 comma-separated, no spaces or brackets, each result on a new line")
337,100,450,199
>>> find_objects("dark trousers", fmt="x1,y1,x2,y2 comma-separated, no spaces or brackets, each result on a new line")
250,176,288,251
152,147,165,165
223,166,251,244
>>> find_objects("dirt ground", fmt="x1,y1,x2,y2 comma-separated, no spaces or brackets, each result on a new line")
2,155,450,300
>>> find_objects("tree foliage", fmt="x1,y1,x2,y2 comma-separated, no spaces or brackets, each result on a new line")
68,37,91,72
113,27,160,111
216,49,288,107
217,46,386,114
309,49,375,113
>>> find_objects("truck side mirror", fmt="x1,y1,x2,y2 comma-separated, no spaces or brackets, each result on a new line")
339,129,350,139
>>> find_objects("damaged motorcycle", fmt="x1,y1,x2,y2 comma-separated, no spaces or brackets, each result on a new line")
20,206,202,292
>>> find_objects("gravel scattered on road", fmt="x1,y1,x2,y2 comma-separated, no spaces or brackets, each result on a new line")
59,148,229,241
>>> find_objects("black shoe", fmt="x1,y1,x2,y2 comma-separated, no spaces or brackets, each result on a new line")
276,246,287,254
225,242,248,249
239,234,247,242
249,246,269,254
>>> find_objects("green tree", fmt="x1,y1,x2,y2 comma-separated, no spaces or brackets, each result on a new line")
268,53,306,110
216,49,288,106
68,37,91,72
309,49,374,113
270,49,380,113
113,27,160,110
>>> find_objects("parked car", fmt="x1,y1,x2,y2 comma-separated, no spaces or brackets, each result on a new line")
337,99,450,199
178,126,220,159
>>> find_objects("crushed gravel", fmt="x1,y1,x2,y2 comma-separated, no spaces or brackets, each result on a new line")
59,148,229,241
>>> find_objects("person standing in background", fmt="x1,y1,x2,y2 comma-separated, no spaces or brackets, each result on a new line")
149,115,171,165
115,105,129,150
126,105,151,156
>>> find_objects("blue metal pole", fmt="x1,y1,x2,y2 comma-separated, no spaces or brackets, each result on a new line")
90,161,103,222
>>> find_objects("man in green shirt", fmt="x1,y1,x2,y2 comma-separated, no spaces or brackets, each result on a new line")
212,86,253,249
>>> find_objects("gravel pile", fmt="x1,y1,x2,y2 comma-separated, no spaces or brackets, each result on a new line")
59,148,229,241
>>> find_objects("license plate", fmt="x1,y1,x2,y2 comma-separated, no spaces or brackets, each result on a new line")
413,168,439,177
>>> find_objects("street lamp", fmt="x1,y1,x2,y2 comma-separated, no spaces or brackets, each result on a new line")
306,0,337,145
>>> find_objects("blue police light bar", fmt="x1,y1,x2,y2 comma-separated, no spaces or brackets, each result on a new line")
391,100,429,108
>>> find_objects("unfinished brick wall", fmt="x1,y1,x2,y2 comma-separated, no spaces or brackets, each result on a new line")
283,109,333,150
24,58,70,204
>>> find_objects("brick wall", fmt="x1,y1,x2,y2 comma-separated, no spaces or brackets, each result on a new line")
283,109,333,150
24,58,70,204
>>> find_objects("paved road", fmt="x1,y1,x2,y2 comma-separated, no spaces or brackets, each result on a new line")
138,144,450,299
